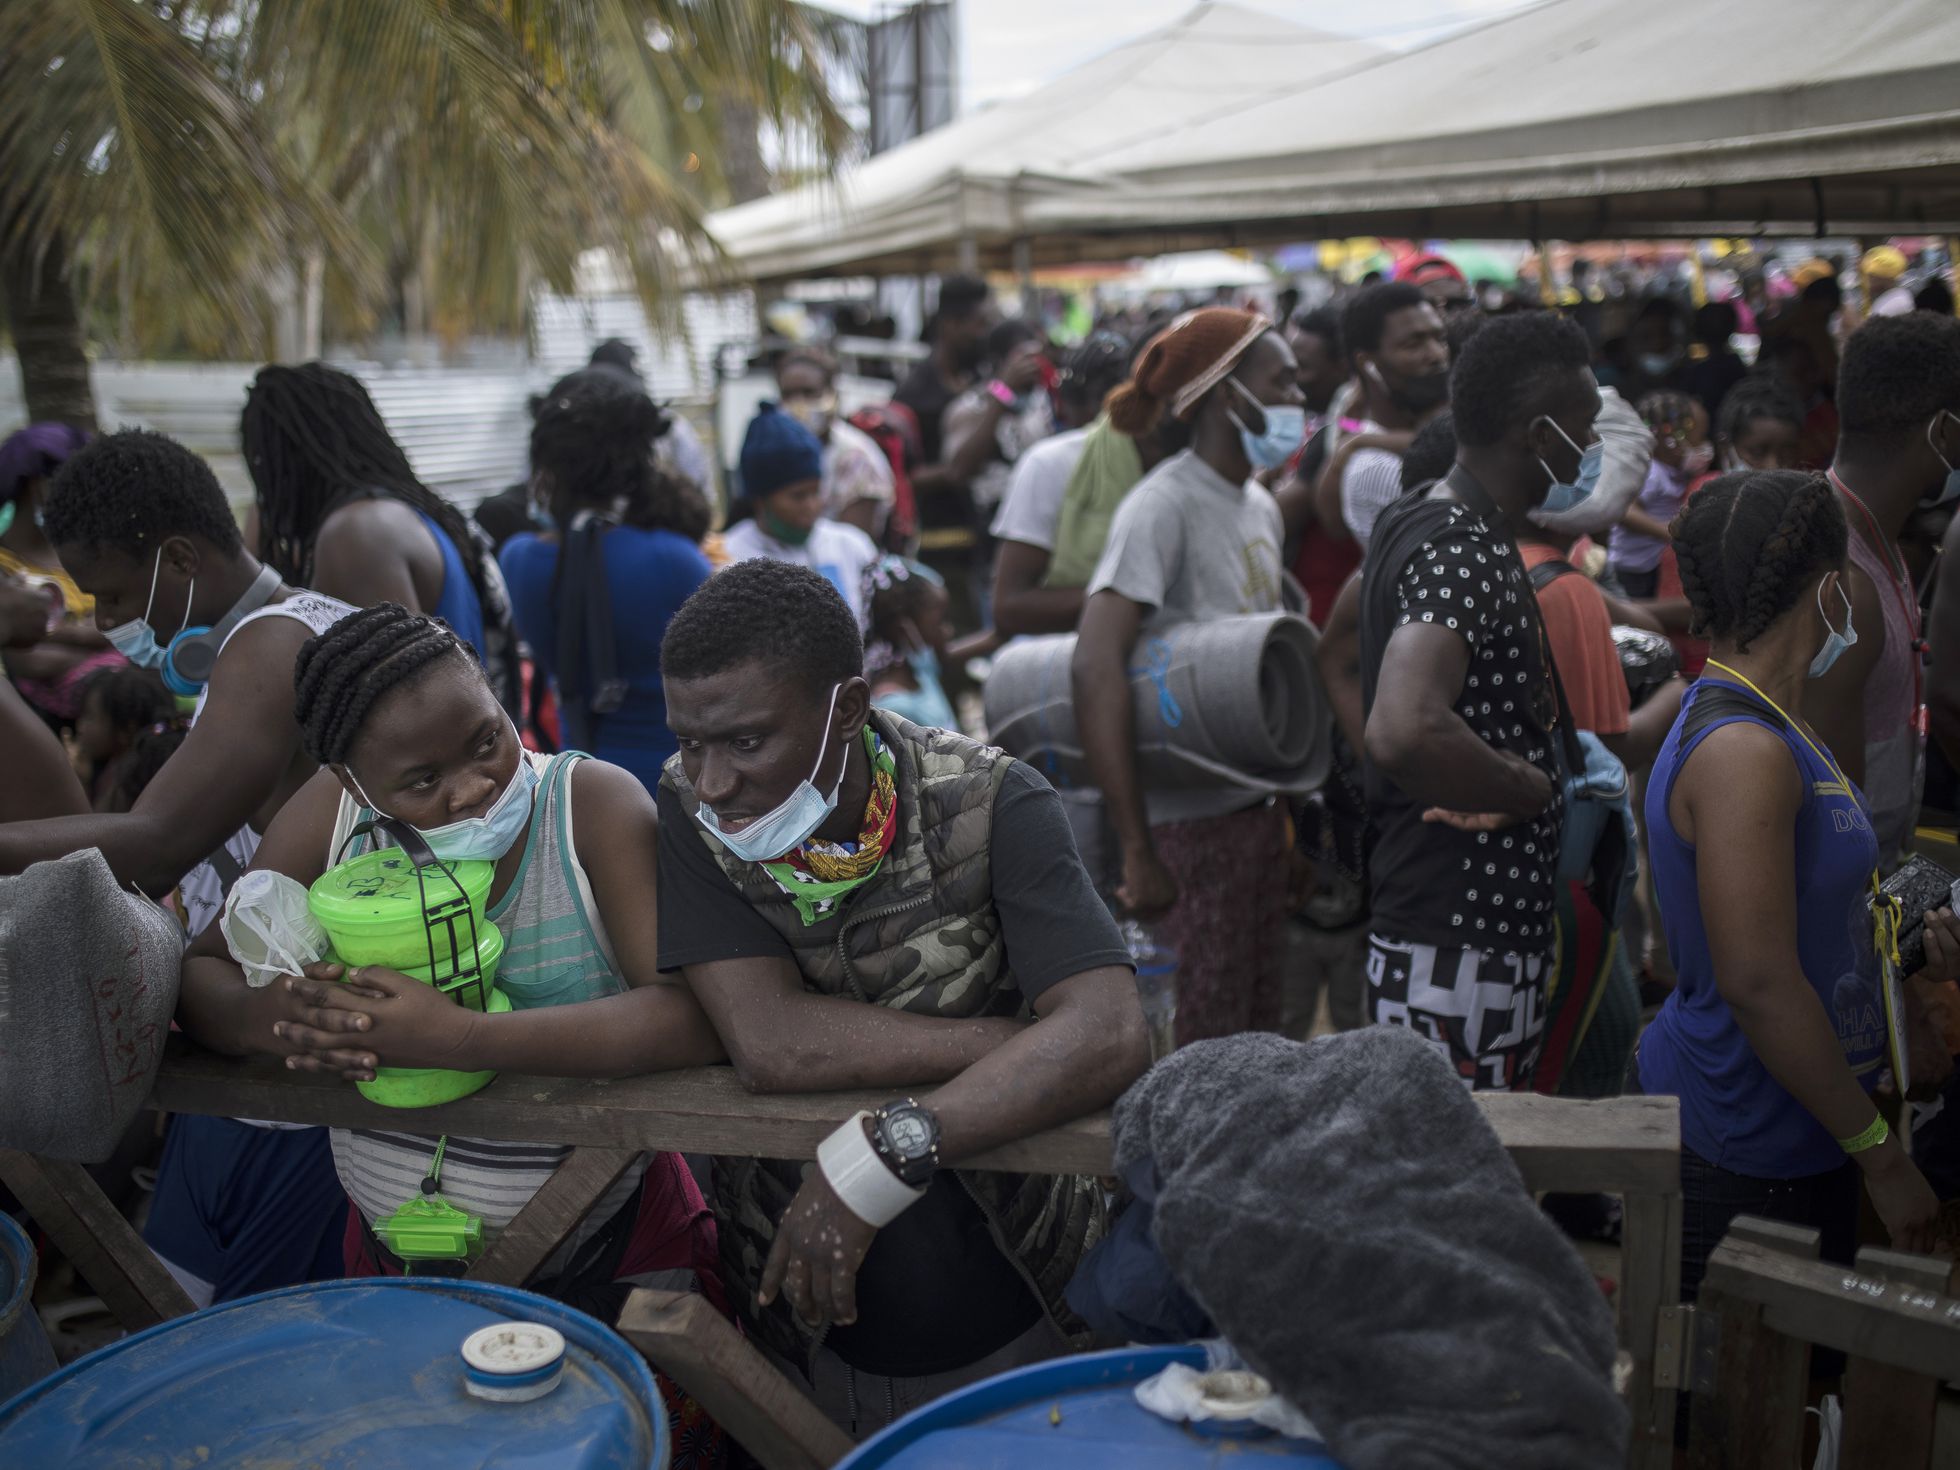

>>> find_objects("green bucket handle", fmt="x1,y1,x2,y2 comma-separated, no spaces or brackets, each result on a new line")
335,816,490,1012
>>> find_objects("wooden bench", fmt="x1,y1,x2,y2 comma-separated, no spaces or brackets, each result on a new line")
1,1036,1683,1468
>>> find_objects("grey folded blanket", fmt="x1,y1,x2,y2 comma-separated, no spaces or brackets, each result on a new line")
1112,1027,1627,1469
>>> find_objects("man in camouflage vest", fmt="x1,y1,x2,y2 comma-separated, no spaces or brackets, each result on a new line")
657,559,1149,1438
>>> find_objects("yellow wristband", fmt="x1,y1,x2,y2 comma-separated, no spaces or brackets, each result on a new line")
1837,1115,1889,1155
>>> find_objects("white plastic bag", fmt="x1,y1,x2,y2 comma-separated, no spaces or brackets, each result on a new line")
220,870,328,988
1134,1344,1323,1442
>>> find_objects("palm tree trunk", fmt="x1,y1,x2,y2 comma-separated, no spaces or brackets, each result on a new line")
1,230,97,430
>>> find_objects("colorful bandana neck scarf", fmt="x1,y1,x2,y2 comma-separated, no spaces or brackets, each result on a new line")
760,727,899,925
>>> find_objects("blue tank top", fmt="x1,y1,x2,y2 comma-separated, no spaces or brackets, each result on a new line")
414,509,486,659
1638,675,1886,1178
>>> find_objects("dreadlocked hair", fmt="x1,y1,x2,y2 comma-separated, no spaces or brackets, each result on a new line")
242,363,490,608
1670,469,1846,651
292,602,472,766
529,368,711,541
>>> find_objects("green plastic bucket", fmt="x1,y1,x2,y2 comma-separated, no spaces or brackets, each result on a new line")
309,848,494,969
384,922,506,1001
355,986,512,1109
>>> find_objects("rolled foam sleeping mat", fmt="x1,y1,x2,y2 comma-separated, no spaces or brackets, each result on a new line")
983,611,1332,798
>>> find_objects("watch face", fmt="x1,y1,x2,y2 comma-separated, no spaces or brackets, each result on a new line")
886,1111,933,1158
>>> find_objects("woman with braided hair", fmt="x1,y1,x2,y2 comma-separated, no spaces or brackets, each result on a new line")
174,604,732,1443
500,367,714,787
1638,468,1960,1300
241,362,520,714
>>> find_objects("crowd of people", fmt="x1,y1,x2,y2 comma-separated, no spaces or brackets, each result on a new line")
4,239,1960,1455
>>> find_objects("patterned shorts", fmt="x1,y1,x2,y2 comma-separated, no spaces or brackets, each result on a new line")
1366,936,1550,1091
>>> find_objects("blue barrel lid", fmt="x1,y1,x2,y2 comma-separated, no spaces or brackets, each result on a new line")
838,1345,1345,1470
0,1277,667,1469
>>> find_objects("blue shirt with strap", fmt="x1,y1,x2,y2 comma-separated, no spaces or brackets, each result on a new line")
1638,672,1886,1178
413,509,486,659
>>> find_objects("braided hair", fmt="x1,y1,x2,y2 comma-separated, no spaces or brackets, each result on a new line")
242,363,490,610
528,368,711,540
293,602,472,766
1671,469,1847,651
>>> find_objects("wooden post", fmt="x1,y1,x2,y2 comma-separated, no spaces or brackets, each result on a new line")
1622,1184,1683,1467
1839,1247,1955,1469
0,1150,195,1330
618,1288,855,1470
468,1146,638,1287
1688,1218,1819,1470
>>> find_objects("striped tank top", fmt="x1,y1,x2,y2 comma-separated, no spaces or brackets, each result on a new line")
325,751,644,1260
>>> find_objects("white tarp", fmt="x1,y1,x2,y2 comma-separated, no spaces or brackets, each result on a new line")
702,4,1381,283
709,0,1960,282
1025,0,1960,241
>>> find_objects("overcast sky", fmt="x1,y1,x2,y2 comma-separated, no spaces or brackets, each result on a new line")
818,0,1540,109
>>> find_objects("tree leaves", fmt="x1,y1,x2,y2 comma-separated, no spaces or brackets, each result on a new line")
1,1,844,353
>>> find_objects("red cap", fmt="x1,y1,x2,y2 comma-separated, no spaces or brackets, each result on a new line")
1401,255,1466,286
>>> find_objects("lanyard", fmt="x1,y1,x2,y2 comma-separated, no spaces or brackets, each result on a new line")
1829,469,1926,724
1701,659,1900,966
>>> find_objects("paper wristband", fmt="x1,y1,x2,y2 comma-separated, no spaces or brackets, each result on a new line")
817,1111,926,1228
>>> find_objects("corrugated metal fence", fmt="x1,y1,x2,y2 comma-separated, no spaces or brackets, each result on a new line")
0,291,757,515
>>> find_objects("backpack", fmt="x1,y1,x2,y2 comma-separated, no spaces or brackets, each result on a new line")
849,402,922,550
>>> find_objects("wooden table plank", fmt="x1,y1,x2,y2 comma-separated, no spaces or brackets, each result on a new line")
0,1150,196,1330
148,1037,1680,1190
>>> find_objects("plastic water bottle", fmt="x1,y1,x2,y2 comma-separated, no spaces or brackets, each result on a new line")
1120,918,1178,1061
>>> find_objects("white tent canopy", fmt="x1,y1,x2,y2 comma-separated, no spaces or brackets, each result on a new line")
702,4,1382,283
707,0,1960,284
1039,0,1960,243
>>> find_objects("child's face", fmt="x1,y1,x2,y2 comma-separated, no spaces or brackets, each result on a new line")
1728,415,1801,472
75,693,117,764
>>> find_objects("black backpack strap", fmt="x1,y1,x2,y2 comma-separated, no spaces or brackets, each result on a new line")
554,512,626,752
1529,558,1578,593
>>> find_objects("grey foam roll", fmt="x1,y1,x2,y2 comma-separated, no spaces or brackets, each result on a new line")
983,611,1332,798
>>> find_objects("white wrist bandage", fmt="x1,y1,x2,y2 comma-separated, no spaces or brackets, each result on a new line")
817,1110,926,1227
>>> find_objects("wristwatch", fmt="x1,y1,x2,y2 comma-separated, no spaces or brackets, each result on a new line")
869,1098,942,1188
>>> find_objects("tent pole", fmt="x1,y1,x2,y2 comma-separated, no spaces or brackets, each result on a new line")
1012,238,1034,309
1536,241,1557,307
958,235,979,274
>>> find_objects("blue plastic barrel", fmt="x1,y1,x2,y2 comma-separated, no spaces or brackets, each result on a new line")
0,1277,667,1469
0,1214,57,1403
838,1345,1346,1469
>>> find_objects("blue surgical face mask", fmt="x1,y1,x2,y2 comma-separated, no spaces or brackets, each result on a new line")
105,547,196,673
350,722,541,863
698,684,846,863
1535,417,1604,515
1637,352,1680,378
1809,575,1858,679
1227,379,1307,472
1926,411,1960,507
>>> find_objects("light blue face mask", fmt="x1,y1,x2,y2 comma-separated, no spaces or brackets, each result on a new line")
1926,411,1960,508
104,547,195,674
350,721,541,863
1535,417,1604,515
698,684,845,863
1809,575,1858,679
1227,379,1307,472
0,501,13,539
